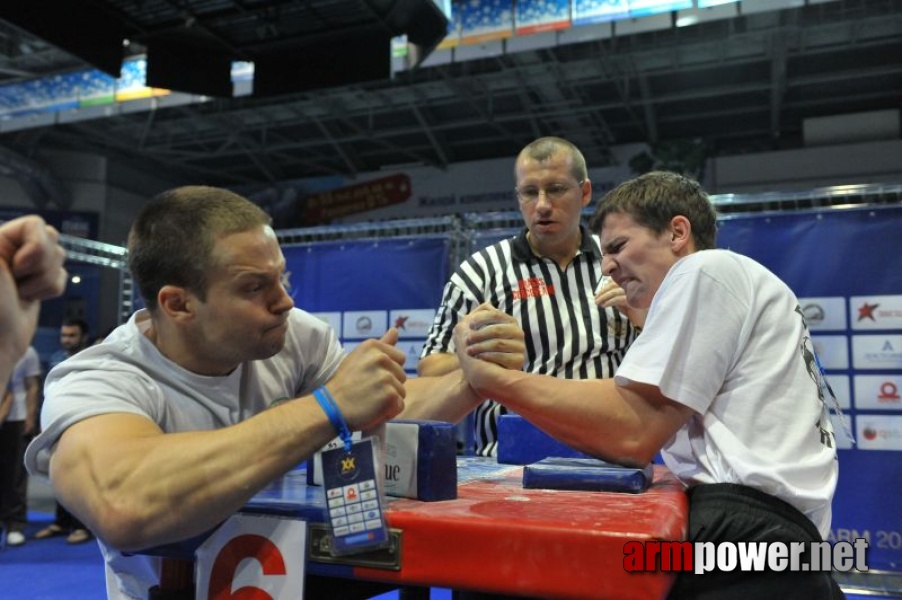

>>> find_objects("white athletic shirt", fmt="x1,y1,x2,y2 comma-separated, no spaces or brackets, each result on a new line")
24,307,345,600
615,250,838,538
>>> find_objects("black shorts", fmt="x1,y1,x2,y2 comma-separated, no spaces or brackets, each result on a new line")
668,483,845,600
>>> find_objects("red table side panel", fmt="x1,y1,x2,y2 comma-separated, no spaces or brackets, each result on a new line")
356,465,687,599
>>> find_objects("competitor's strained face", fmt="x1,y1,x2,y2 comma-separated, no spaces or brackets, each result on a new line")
599,212,676,309
187,225,294,373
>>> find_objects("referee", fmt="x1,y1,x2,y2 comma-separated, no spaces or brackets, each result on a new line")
419,136,643,456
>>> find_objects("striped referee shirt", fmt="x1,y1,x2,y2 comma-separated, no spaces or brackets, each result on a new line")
421,225,638,456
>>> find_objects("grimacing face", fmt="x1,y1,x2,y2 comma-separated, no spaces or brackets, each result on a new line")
183,225,295,374
599,212,678,310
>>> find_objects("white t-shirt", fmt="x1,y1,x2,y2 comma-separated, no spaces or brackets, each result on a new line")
615,250,838,538
6,346,41,422
25,307,345,600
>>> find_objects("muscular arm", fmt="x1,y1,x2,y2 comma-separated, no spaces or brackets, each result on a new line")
49,337,407,552
405,305,525,421
417,302,524,378
0,215,66,383
454,314,692,466
51,400,339,552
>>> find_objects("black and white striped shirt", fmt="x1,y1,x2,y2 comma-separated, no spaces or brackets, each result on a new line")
421,225,638,456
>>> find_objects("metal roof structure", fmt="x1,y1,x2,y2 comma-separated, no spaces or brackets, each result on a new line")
1,0,900,192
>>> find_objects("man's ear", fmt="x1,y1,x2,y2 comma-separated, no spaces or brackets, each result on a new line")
669,216,695,253
157,285,195,322
580,179,593,208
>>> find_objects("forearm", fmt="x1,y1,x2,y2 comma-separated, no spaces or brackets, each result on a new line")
416,351,460,376
471,369,680,466
400,370,481,423
51,395,339,552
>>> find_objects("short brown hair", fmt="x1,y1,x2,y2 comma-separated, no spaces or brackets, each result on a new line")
128,186,271,311
589,171,717,250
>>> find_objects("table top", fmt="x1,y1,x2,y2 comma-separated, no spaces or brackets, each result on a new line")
241,457,688,599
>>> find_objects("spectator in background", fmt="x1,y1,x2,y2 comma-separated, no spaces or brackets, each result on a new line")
0,344,41,546
419,136,644,456
34,316,93,544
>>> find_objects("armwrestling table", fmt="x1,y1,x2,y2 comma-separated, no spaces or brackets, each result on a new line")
151,457,688,600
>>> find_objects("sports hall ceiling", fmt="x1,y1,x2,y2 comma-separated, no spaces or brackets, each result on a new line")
0,0,900,190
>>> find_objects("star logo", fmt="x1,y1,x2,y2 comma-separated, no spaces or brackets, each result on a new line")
341,456,356,474
858,302,879,322
394,316,409,330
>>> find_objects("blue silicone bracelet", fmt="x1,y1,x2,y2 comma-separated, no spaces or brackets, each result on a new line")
313,386,353,452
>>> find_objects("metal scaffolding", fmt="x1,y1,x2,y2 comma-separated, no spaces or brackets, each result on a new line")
50,183,900,325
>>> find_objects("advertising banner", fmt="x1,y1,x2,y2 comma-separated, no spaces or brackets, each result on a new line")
282,237,450,375
717,205,902,571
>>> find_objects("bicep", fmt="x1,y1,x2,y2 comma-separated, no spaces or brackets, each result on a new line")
50,413,164,502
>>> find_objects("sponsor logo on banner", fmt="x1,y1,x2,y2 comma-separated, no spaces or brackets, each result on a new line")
342,311,387,339
389,308,437,338
830,414,854,450
398,340,426,372
811,335,850,370
857,415,902,451
854,375,902,410
825,375,851,410
798,297,847,331
851,295,902,330
311,311,343,337
852,335,902,370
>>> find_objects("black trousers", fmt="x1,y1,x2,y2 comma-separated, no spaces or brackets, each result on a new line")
668,483,845,600
0,420,26,531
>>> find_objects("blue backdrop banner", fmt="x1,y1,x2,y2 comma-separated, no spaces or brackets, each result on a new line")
282,237,450,374
717,205,902,572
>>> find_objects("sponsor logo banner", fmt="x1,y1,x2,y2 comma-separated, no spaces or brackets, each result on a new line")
851,295,902,331
857,415,902,451
852,335,902,370
854,375,902,410
389,309,437,339
811,335,850,370
798,297,847,331
342,311,387,339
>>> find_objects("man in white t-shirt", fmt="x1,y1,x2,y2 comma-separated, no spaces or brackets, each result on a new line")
452,171,843,598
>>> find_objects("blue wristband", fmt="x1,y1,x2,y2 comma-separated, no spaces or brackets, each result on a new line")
313,386,353,452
